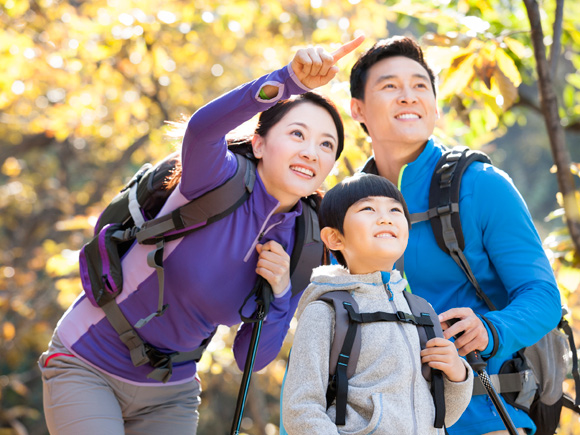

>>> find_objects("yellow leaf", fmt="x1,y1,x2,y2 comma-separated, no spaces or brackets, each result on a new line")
556,265,580,293
55,215,94,231
56,278,82,308
439,54,476,99
504,37,528,59
492,68,518,109
46,252,79,277
2,322,15,341
495,48,522,87
1,156,22,177
484,104,499,130
425,45,470,71
474,53,495,90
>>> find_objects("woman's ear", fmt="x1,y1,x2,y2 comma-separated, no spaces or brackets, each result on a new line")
320,227,344,252
251,135,264,159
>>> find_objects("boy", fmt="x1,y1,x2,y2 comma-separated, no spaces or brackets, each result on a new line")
282,173,473,434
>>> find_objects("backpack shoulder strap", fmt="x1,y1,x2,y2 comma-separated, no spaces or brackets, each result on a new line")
289,198,324,297
318,290,362,379
136,153,256,244
410,145,497,311
427,145,491,254
402,291,446,428
318,290,361,426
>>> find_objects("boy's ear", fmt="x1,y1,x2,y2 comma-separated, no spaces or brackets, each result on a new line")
320,227,344,252
251,135,264,159
350,98,366,123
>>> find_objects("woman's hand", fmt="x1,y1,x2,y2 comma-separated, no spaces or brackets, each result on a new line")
291,35,365,89
256,241,291,296
420,337,468,383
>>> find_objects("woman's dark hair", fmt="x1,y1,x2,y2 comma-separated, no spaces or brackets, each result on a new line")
319,173,411,268
350,36,437,134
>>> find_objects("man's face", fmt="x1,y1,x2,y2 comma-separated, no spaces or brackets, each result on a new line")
350,56,438,151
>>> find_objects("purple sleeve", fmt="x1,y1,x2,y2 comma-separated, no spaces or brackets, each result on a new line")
179,65,311,200
232,290,300,372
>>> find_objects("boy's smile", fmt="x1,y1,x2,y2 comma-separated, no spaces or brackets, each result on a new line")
331,196,409,275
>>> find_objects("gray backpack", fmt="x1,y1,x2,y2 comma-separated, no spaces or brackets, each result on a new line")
320,289,446,428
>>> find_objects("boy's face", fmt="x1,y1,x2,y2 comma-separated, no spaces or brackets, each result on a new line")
350,56,438,153
324,196,409,275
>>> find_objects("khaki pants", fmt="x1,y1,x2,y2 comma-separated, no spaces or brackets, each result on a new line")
39,334,202,435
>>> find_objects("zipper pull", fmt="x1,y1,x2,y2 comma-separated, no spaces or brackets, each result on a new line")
385,284,393,301
258,231,265,242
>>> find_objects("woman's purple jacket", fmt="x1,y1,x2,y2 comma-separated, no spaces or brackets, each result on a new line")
55,64,312,385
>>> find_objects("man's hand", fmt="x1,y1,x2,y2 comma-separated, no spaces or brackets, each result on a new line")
256,241,290,296
439,307,489,357
420,337,468,382
291,35,365,89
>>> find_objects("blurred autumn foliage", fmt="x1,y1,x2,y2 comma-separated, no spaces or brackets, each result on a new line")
1,0,580,434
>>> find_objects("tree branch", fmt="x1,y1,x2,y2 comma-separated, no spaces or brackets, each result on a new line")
0,133,54,166
523,0,580,253
550,0,564,77
84,130,158,208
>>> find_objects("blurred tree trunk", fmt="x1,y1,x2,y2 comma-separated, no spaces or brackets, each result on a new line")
523,0,580,254
247,381,267,435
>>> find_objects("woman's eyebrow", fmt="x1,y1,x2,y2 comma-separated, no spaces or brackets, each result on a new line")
288,121,337,142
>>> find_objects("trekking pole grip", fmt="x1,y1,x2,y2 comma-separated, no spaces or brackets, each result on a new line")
465,349,487,372
448,319,518,435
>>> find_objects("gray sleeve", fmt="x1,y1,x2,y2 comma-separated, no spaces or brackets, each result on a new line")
443,358,474,426
282,301,340,434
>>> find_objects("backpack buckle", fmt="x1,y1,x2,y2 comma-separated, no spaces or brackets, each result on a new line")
396,311,412,323
145,344,177,369
437,204,452,216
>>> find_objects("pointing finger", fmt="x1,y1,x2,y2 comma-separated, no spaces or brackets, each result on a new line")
331,35,365,63
318,48,335,77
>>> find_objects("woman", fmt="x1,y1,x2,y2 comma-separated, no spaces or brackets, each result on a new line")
39,36,364,434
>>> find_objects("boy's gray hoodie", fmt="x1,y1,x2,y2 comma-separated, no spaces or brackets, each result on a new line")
282,265,473,435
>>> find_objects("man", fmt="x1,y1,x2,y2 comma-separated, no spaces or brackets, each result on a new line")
350,36,561,434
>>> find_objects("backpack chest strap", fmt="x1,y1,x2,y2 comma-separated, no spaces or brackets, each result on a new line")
343,302,434,327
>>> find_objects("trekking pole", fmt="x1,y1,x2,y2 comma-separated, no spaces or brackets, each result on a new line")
449,319,518,435
465,350,518,435
230,278,273,435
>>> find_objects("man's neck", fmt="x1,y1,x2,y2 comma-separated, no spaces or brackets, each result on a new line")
372,139,428,185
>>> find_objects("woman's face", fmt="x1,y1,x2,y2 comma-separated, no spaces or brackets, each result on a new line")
252,102,339,213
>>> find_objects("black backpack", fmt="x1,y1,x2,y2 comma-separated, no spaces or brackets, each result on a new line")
372,145,580,435
79,152,323,382
320,289,446,428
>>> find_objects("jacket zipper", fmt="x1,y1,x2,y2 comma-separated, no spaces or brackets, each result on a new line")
389,297,419,434
243,204,281,262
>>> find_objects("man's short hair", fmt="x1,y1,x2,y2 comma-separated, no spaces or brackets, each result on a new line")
320,173,410,268
350,36,437,101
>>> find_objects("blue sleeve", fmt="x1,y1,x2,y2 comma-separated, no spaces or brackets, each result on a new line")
477,314,494,358
179,64,311,200
472,167,561,358
232,290,300,372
